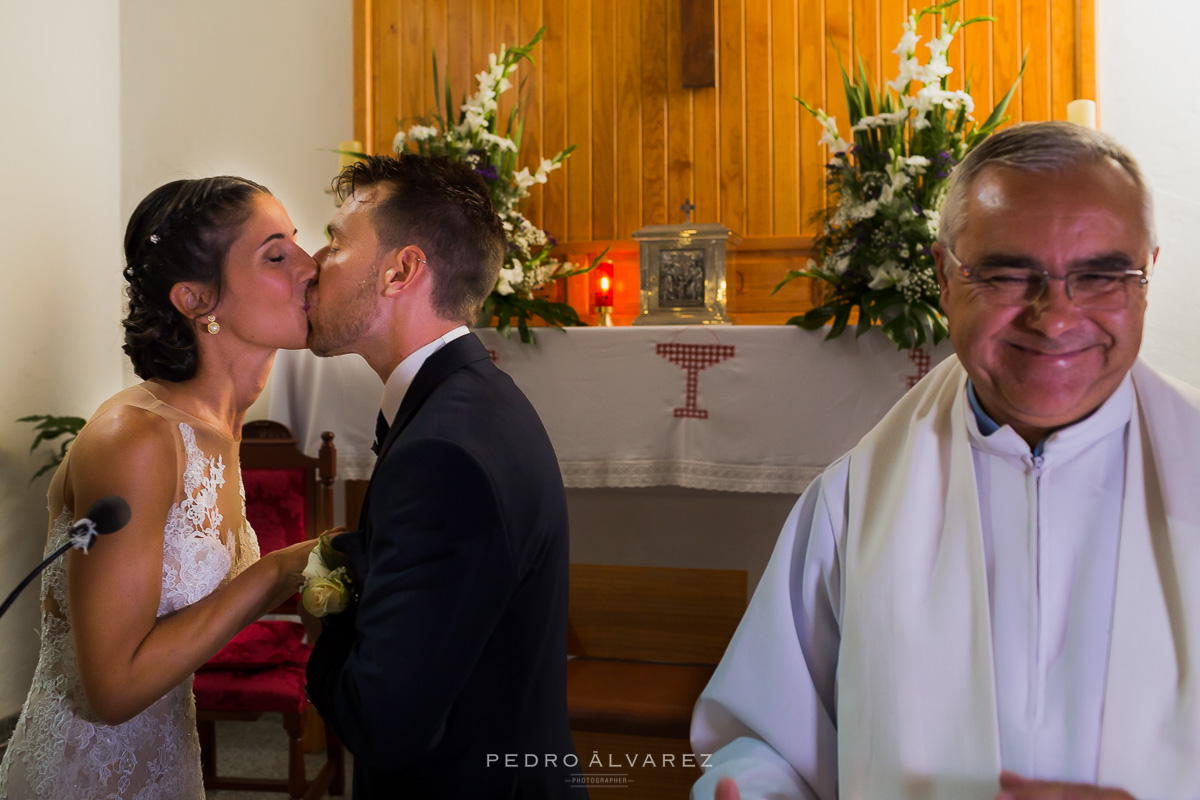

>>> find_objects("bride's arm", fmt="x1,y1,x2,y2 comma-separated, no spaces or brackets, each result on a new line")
64,406,312,725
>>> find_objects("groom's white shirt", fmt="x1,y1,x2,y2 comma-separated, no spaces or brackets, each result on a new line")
380,325,469,423
691,357,1200,799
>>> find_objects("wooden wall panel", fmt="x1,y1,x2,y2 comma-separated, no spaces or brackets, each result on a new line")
1048,0,1074,122
717,0,745,233
518,0,544,221
616,2,644,235
357,0,1094,323
542,0,568,238
771,0,799,237
565,0,590,241
798,0,826,237
665,0,692,223
590,1,616,242
642,0,670,227
745,0,773,237
961,0,993,109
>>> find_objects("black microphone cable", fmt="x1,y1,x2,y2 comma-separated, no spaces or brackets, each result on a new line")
0,495,131,621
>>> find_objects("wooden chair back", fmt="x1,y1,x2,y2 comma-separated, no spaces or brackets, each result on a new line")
240,420,336,544
567,564,747,665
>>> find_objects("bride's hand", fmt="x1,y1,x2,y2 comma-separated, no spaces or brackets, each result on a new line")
317,526,349,545
262,527,351,602
262,539,320,597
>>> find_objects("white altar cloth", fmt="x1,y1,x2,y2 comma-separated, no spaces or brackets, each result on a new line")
268,326,952,493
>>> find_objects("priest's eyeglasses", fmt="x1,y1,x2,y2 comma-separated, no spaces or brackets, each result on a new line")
944,248,1150,310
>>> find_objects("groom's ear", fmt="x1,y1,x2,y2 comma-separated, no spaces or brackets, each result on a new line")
381,245,428,299
168,282,217,321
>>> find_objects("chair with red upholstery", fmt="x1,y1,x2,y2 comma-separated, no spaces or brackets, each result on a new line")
194,420,345,800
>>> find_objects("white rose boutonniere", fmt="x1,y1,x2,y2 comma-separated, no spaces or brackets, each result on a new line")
301,530,354,618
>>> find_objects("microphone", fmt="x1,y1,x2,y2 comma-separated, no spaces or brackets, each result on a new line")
67,495,132,553
0,495,131,621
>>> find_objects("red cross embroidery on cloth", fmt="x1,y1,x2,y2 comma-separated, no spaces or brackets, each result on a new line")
656,342,736,419
905,347,931,389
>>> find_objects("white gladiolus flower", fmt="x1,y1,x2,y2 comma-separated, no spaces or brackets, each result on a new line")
893,22,920,59
458,105,489,134
925,207,942,236
479,131,518,152
513,167,537,192
888,56,924,92
392,130,407,152
813,109,849,155
407,125,439,142
878,157,913,206
852,109,910,131
902,155,931,172
832,198,880,227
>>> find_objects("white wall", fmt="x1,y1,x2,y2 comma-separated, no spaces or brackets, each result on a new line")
1098,0,1200,386
0,0,125,718
0,0,352,719
120,0,354,415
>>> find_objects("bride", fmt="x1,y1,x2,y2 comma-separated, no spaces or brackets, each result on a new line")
0,176,320,799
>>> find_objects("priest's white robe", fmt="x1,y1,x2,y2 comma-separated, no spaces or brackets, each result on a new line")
691,357,1200,800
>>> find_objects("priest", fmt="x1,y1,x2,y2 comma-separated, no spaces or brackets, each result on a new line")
691,122,1200,800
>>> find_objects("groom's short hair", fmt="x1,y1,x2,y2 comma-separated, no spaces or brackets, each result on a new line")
333,153,505,323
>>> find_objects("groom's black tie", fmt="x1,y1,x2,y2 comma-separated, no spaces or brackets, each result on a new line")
371,409,389,456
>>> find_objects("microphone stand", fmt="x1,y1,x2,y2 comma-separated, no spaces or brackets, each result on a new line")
0,496,128,622
0,539,81,620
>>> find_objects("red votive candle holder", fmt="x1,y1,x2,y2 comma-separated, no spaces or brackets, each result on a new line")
594,261,615,308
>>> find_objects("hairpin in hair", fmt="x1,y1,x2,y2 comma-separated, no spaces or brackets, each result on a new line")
149,234,160,244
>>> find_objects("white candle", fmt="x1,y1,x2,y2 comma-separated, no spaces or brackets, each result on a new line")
1066,99,1097,129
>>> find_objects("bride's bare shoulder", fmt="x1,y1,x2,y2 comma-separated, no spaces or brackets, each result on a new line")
70,401,178,484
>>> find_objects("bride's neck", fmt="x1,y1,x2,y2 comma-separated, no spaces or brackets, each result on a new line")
148,349,276,439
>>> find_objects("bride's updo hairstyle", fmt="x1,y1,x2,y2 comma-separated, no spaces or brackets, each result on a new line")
122,177,271,381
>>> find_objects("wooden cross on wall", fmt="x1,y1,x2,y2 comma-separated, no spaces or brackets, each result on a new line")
681,0,716,88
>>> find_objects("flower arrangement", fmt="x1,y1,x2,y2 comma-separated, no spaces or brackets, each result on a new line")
395,27,605,343
775,0,1023,349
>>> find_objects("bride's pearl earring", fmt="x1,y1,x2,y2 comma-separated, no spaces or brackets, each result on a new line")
206,315,220,335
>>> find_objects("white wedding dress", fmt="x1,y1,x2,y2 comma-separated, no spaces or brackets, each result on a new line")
0,385,259,800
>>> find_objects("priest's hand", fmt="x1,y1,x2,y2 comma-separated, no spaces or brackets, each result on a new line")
997,771,1135,800
714,776,741,800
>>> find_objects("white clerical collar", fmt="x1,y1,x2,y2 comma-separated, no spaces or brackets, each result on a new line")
963,372,1134,461
380,326,469,423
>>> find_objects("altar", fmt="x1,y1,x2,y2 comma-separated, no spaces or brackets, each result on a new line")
269,325,952,493
268,326,952,591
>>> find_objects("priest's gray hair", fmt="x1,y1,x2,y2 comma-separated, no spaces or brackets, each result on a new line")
938,121,1157,252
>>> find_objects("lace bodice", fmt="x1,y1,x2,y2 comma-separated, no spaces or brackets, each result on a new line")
0,388,260,800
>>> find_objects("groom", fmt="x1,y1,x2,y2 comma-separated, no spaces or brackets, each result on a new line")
304,153,578,798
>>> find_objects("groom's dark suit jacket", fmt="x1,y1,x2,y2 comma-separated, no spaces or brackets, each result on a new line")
306,333,578,798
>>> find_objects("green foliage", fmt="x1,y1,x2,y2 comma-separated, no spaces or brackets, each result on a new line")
17,414,86,482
